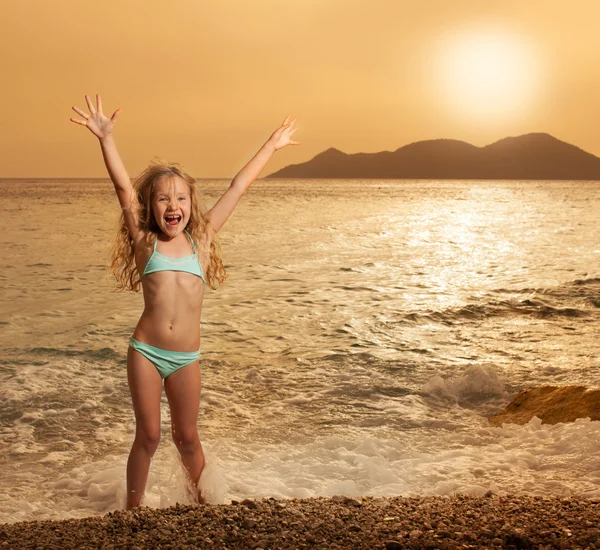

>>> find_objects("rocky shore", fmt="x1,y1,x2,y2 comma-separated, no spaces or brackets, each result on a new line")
488,386,600,426
2,494,600,549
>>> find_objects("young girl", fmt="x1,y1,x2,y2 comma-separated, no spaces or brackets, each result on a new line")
70,94,298,509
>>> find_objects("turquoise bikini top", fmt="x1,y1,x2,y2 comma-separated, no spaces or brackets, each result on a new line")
141,230,206,284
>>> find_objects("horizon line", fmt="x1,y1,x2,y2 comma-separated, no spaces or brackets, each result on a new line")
0,176,236,181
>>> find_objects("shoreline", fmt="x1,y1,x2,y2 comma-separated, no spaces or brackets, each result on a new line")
2,494,600,549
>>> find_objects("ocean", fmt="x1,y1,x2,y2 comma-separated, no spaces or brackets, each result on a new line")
1,178,600,524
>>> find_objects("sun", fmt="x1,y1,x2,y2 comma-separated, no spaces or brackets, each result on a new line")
434,28,541,123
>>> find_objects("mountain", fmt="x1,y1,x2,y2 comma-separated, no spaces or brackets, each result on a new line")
267,133,600,180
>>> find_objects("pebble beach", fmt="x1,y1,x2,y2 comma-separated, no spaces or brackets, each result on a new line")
2,494,600,549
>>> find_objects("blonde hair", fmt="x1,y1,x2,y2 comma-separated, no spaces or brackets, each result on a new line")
110,161,227,291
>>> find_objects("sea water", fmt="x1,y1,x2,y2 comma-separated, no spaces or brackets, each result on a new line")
1,179,600,523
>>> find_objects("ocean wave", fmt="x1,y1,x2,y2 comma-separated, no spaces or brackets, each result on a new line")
29,347,122,361
421,365,507,404
572,277,600,286
494,276,600,297
397,277,600,325
397,301,590,325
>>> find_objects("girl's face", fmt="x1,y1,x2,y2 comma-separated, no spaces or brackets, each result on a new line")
151,176,192,237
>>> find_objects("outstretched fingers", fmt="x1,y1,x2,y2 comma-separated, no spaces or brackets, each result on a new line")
71,105,89,120
70,94,122,131
287,122,299,145
69,117,87,126
274,115,300,146
70,104,89,126
285,120,299,144
85,94,96,116
111,108,123,123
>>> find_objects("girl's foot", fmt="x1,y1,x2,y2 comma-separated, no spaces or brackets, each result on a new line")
186,481,205,504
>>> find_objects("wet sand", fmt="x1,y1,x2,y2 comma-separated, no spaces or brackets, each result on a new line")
2,494,599,549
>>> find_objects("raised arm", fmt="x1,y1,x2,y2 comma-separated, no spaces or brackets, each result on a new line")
70,94,142,242
205,116,299,235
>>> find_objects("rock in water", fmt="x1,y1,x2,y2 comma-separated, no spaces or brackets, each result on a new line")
488,386,600,426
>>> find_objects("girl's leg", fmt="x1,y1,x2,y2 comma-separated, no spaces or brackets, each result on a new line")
164,360,205,503
126,346,163,509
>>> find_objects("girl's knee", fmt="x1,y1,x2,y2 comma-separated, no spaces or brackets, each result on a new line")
135,431,161,455
172,428,201,455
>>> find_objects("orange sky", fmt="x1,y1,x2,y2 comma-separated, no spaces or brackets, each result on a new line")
2,0,599,178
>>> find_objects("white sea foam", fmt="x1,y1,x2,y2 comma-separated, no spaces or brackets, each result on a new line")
421,365,508,403
2,417,600,523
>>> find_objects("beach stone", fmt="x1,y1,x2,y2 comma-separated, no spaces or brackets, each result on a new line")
587,529,600,542
241,518,257,529
488,385,600,425
505,532,532,549
241,499,259,509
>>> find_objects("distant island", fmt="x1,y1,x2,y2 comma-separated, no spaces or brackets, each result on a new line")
267,133,600,180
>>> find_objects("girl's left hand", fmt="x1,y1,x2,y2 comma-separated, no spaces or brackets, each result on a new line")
268,116,300,150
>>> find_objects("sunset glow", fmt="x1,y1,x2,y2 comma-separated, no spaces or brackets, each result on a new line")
2,2,599,177
435,29,541,123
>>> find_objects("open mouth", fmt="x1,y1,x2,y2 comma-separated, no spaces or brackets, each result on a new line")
165,214,182,227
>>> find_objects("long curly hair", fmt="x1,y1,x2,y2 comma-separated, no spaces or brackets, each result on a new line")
110,161,227,292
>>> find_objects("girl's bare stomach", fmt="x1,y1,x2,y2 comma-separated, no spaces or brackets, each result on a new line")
132,275,205,351
133,312,202,351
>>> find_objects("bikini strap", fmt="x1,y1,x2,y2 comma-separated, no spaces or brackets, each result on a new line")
184,230,197,253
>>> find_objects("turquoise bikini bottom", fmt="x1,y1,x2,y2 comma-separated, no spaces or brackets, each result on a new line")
129,337,200,379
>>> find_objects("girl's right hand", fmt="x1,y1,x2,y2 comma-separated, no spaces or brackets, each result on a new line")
70,94,122,139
